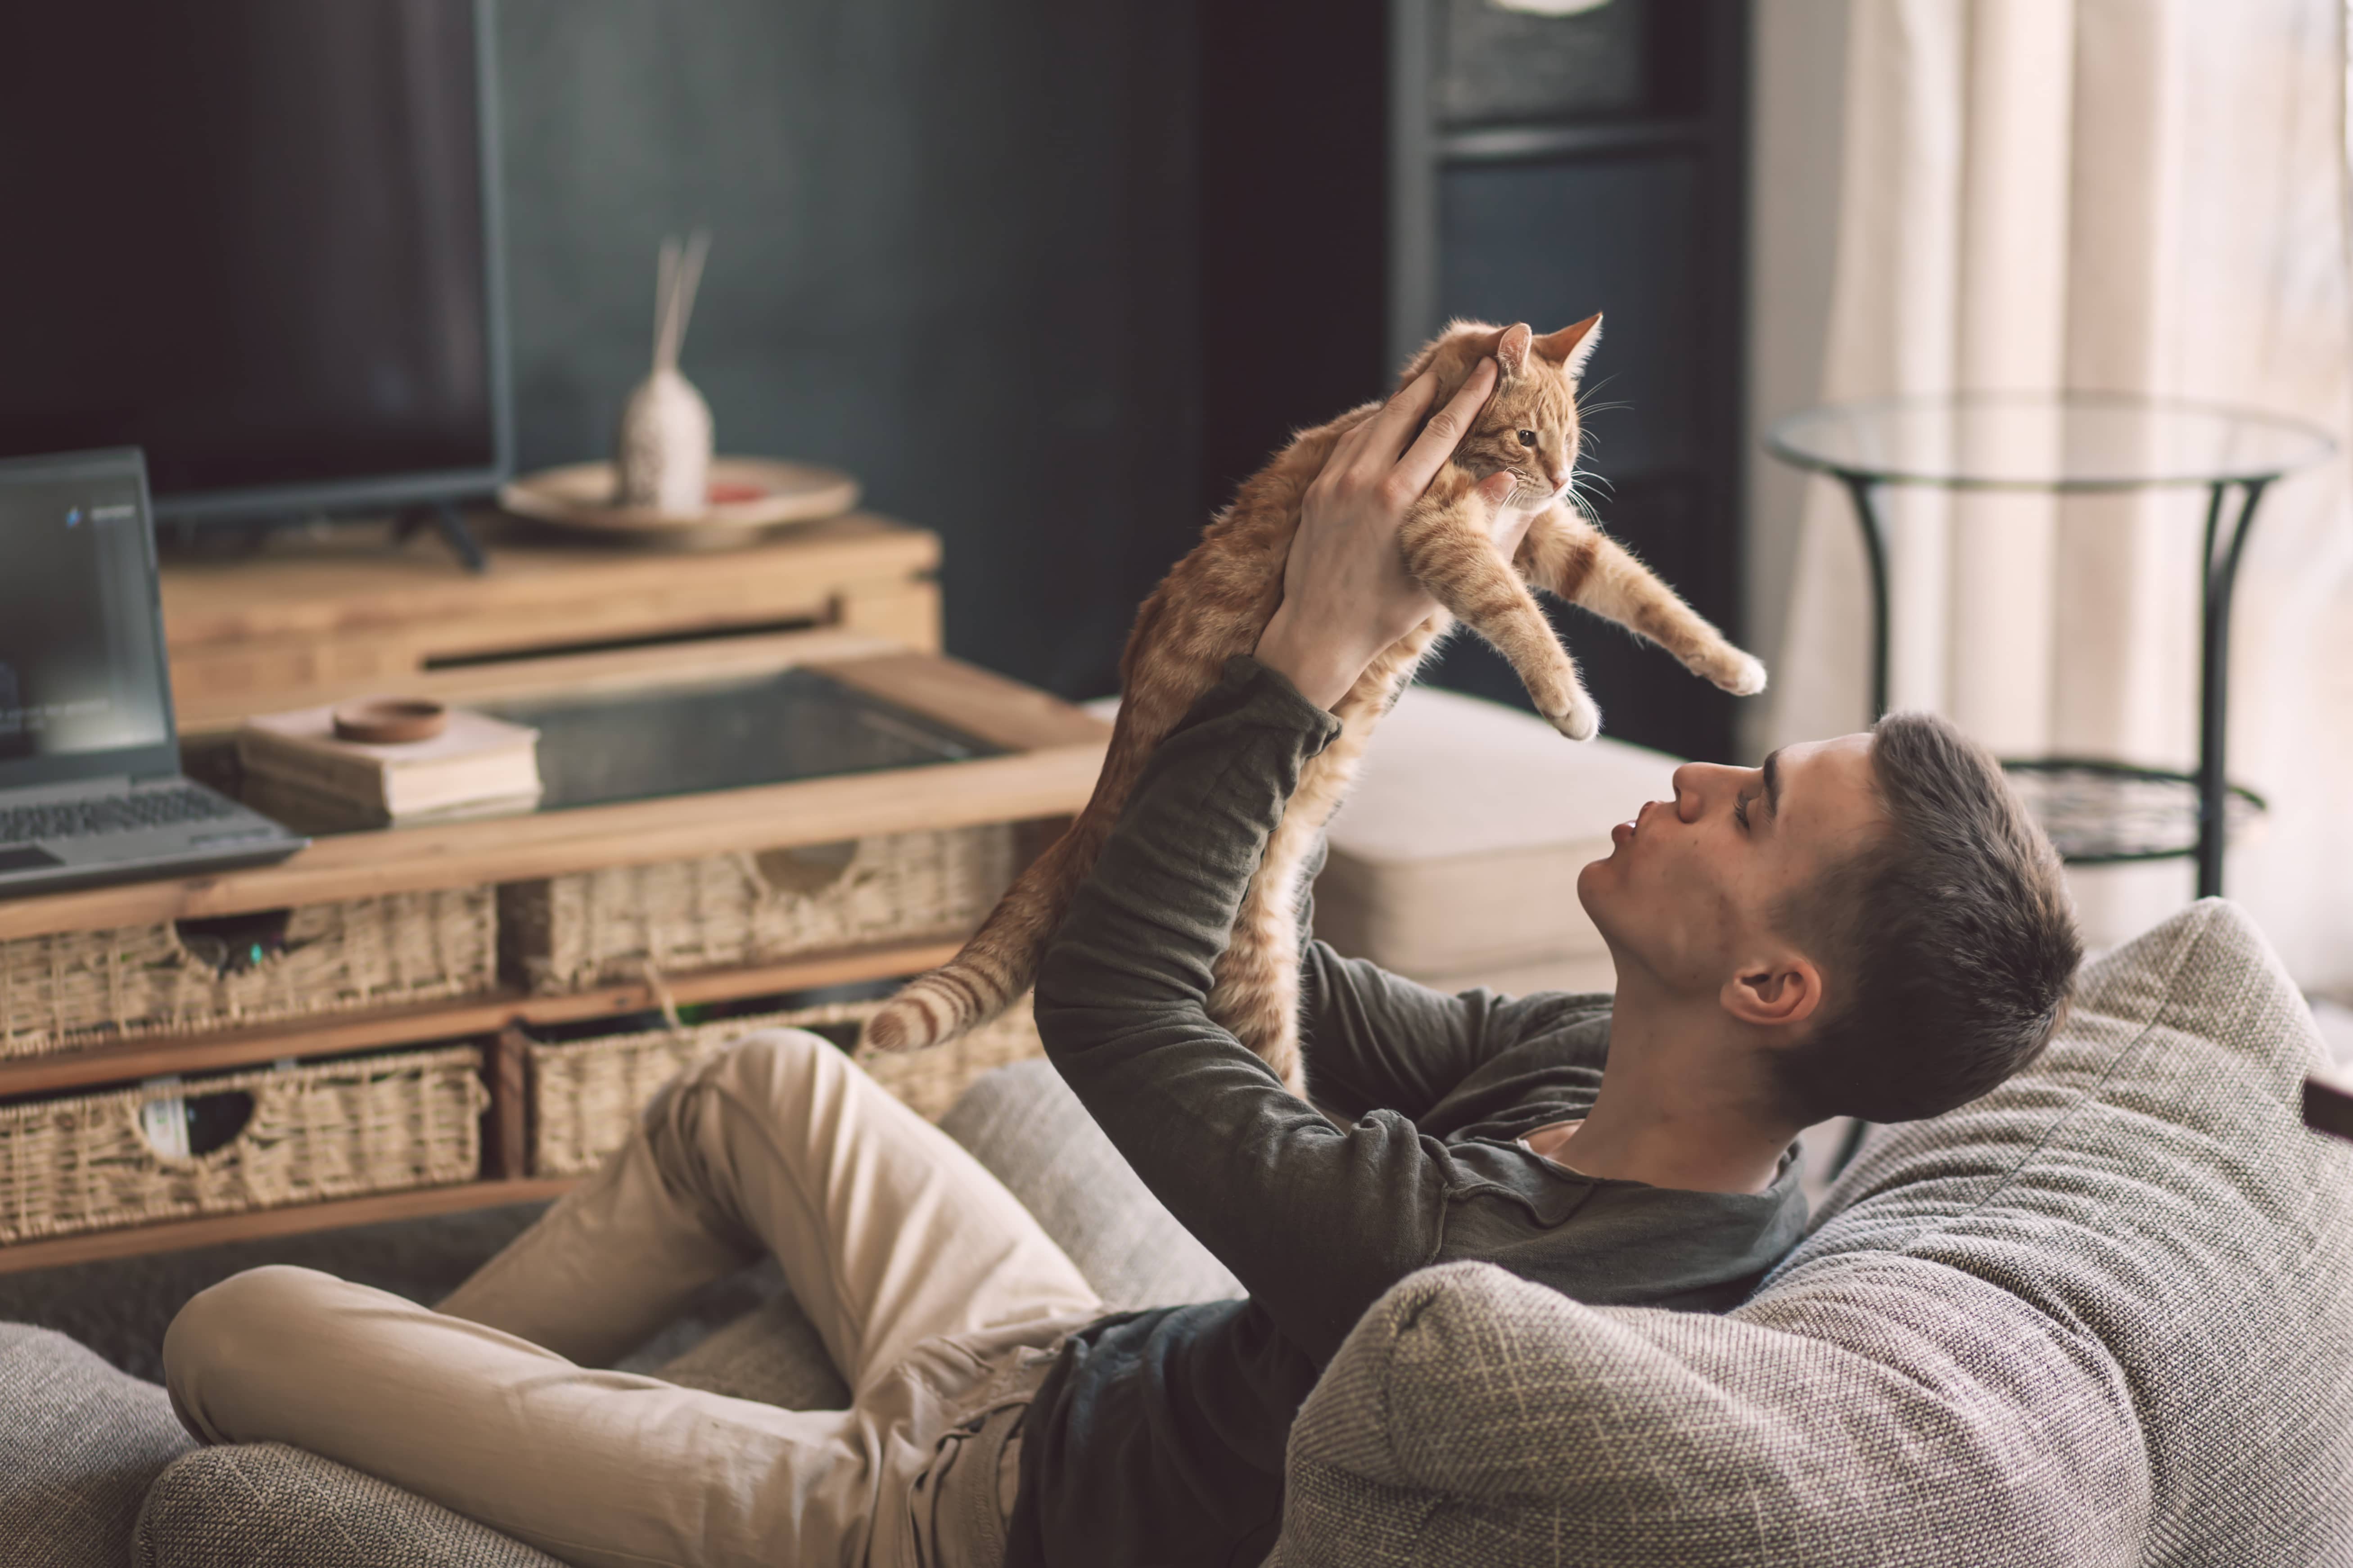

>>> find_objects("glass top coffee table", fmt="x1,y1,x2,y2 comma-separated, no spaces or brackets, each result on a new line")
480,667,1005,812
1766,390,2335,897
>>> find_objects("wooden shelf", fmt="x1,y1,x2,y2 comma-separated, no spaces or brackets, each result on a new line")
0,1178,580,1276
0,638,1104,1269
0,937,967,1098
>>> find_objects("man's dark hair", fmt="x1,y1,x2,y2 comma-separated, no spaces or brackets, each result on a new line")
1774,711,2082,1125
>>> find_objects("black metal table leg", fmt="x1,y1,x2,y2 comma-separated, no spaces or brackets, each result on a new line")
2196,478,2270,899
1838,473,1893,721
1819,473,1892,1185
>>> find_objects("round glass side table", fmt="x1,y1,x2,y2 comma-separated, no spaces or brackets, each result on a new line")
1766,390,2335,898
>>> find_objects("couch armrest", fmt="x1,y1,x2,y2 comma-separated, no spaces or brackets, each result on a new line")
1272,1259,2149,1568
135,1443,564,1568
0,1322,194,1568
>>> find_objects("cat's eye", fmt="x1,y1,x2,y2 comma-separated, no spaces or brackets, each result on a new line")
1516,429,1537,447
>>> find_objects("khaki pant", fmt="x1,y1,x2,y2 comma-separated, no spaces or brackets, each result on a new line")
163,1028,1105,1568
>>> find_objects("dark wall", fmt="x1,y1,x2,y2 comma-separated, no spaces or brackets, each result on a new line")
1196,0,1390,513
493,0,1200,698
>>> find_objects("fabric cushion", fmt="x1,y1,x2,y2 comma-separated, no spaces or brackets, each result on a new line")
939,1056,1243,1312
656,1290,851,1410
0,1321,195,1568
135,1443,565,1568
1311,684,1675,984
1272,899,2353,1565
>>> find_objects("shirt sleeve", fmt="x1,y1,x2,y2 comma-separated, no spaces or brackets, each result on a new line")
1279,786,1611,1122
1033,656,1470,1365
1295,933,1608,1123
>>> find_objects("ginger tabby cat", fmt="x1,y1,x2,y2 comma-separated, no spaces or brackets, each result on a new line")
863,315,1766,1096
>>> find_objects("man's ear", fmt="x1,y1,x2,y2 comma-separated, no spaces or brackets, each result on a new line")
1493,322,1533,375
1720,951,1826,1032
1534,313,1603,380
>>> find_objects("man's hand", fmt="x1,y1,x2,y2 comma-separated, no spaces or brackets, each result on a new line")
1254,358,1544,709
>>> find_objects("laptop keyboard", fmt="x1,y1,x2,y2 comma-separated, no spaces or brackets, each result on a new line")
0,786,243,846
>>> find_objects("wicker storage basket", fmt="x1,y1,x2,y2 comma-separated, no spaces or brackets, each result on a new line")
0,1045,488,1244
528,997,1043,1176
0,889,499,1059
499,828,1016,993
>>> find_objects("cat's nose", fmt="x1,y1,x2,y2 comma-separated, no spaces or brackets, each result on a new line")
1547,467,1572,491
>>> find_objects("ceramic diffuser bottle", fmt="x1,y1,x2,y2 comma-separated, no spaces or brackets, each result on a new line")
614,231,713,514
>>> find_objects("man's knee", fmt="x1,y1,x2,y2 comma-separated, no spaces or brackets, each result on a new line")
163,1265,343,1438
655,1027,843,1122
638,1027,849,1183
166,1265,336,1373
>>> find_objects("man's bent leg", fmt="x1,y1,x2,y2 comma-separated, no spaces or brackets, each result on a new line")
440,1028,1102,1393
164,1265,916,1568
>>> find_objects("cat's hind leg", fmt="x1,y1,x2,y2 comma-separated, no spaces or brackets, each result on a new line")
1205,675,1393,1097
1399,494,1600,739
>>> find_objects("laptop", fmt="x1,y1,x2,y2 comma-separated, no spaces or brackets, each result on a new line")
0,448,306,896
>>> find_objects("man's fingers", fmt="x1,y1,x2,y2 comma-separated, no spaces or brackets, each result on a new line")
1346,369,1442,479
1317,376,1421,490
1394,358,1498,494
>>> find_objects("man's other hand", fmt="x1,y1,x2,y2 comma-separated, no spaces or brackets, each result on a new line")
1253,357,1544,709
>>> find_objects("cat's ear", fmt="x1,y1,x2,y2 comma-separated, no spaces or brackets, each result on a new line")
1494,322,1534,375
1535,314,1604,380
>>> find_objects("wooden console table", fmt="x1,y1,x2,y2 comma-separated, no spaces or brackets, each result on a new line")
0,631,1107,1274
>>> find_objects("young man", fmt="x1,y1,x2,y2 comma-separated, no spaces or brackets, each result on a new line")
163,363,2080,1568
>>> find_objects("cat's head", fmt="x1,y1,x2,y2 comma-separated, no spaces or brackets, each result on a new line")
1399,316,1603,504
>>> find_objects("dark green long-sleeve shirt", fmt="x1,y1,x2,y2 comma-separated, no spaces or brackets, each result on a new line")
1006,657,1808,1568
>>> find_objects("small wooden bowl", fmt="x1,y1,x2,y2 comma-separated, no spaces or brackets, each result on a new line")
333,698,448,745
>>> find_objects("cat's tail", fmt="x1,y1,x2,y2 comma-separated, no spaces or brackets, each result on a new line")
863,589,1192,1054
860,811,1106,1053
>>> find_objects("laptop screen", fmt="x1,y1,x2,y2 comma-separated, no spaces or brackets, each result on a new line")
0,451,175,785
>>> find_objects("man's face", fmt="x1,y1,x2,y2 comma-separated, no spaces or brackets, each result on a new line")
1577,734,1886,1006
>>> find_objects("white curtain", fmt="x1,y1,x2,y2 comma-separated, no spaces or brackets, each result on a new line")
1768,0,2353,989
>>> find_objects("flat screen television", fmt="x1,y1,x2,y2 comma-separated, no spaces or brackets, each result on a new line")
0,0,509,527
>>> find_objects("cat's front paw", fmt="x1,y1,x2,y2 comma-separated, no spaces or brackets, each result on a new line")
1707,651,1768,697
1549,691,1602,741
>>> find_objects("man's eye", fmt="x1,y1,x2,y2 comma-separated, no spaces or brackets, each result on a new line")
1517,430,1538,447
1734,795,1751,830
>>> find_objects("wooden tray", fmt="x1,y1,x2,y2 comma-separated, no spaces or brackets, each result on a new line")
499,457,861,547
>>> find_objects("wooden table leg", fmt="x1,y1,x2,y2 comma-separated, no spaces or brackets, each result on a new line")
485,1024,533,1181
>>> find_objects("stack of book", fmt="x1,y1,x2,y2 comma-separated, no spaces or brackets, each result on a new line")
235,704,542,832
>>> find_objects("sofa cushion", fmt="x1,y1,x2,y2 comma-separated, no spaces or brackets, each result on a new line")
1312,684,1675,984
939,1055,1243,1312
1273,899,2353,1566
656,1290,850,1410
0,1321,194,1568
135,1443,565,1568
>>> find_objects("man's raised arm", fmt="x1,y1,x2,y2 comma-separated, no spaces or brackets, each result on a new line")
1034,653,1457,1365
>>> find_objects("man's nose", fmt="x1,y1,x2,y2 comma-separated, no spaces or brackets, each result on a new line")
1670,761,1741,821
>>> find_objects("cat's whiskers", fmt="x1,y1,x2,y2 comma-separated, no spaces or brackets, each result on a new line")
1565,469,1611,528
